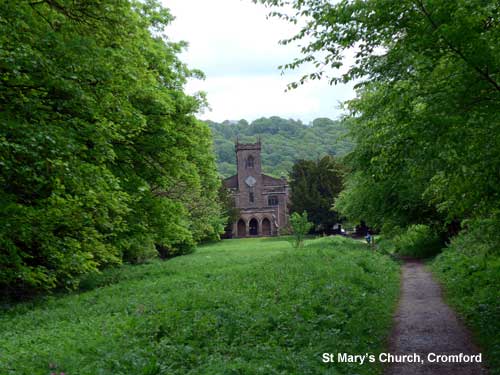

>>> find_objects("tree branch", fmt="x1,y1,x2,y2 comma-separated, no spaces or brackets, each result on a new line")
415,0,500,92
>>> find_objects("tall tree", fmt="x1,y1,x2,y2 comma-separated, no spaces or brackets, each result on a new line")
0,0,221,294
258,0,500,236
289,156,344,233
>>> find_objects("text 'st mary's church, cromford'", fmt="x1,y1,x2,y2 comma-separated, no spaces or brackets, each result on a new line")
223,140,289,237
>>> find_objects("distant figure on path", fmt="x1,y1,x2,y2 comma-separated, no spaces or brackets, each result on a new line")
365,232,372,246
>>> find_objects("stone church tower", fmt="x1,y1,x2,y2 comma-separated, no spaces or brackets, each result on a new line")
223,140,289,237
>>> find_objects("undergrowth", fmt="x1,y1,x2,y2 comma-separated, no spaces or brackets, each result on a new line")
377,224,442,258
432,225,500,375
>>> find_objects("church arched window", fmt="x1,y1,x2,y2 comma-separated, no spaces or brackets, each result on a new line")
246,155,254,168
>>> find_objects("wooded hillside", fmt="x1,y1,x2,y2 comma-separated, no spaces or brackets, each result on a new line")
207,117,352,177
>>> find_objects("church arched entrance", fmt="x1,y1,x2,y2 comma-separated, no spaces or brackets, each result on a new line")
249,218,258,236
262,218,271,236
237,219,246,237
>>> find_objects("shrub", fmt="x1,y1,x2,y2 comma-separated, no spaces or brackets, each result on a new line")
450,215,500,257
155,241,195,259
390,224,443,258
432,227,500,375
375,236,396,255
119,236,158,265
289,211,314,248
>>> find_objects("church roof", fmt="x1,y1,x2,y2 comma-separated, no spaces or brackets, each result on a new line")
262,174,286,186
223,175,238,189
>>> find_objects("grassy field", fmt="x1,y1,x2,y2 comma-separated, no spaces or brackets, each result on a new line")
0,236,399,375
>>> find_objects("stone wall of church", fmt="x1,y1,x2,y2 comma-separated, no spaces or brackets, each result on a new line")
235,142,263,208
225,141,289,238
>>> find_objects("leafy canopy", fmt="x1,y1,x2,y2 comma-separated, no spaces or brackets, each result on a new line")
289,156,345,233
0,0,222,294
258,0,500,238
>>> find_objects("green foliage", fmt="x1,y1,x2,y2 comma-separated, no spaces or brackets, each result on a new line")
289,211,314,248
0,236,399,375
217,180,239,235
119,235,158,265
260,0,500,236
449,213,500,258
432,234,500,375
289,156,344,233
208,116,353,177
377,225,443,258
0,0,221,294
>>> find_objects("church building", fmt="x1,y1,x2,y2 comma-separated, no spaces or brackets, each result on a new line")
223,140,289,237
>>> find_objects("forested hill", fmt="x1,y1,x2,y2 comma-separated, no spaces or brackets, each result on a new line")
207,117,352,178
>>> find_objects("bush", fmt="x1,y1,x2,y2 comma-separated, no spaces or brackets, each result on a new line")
387,224,443,258
156,241,195,259
432,227,500,375
450,215,500,257
375,236,396,255
120,236,158,265
289,211,314,248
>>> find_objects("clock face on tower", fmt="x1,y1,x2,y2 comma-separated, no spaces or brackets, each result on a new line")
245,175,256,187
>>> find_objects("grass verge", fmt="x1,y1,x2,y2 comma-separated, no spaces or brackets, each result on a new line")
0,236,399,375
432,250,500,375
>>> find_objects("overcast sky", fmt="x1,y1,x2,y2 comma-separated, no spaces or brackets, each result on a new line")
163,0,355,124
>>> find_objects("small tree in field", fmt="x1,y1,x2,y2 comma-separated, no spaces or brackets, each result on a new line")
290,211,313,248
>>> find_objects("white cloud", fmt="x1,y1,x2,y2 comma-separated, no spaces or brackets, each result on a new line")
188,74,354,123
162,0,356,122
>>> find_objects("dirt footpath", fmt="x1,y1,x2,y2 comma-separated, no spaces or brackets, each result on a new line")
385,259,488,375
